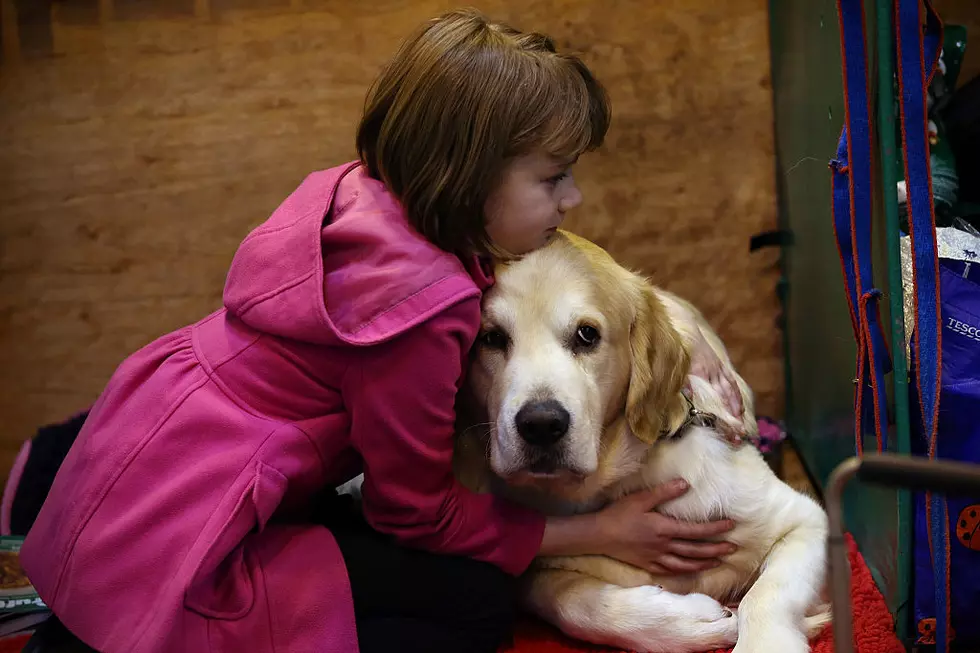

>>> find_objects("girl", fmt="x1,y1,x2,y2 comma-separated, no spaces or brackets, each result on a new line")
21,9,741,653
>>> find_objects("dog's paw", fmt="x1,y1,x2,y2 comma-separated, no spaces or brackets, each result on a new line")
670,594,740,652
611,587,739,653
732,623,809,653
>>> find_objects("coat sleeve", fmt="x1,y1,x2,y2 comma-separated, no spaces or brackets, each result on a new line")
343,296,546,576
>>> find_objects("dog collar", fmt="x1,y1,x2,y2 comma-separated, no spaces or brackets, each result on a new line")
662,393,716,440
661,393,744,447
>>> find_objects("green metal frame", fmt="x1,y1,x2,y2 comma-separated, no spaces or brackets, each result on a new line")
768,0,912,641
873,0,912,640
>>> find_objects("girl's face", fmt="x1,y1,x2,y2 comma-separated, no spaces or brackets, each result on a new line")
484,151,583,256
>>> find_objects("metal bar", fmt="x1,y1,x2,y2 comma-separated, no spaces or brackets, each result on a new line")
873,0,912,640
858,453,980,493
826,457,861,653
827,454,980,652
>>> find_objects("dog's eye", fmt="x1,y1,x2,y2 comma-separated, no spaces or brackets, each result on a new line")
574,325,601,349
480,328,509,350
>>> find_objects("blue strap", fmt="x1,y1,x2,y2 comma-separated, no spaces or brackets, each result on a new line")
834,1,948,646
895,0,948,649
832,0,893,455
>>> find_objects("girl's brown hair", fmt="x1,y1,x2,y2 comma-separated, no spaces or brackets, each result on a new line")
356,8,610,256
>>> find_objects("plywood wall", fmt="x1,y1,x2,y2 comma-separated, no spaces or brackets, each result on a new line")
0,0,782,479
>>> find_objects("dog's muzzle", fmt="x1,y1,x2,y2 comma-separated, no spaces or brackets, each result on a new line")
515,399,570,447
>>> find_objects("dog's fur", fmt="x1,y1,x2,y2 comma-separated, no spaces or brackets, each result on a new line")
454,231,831,653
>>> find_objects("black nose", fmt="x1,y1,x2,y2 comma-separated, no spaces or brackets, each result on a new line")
515,400,570,447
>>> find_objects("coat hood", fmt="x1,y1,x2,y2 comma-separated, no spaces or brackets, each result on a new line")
223,162,486,346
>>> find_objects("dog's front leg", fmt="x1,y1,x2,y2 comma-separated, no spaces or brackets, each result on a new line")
731,491,831,653
521,569,738,653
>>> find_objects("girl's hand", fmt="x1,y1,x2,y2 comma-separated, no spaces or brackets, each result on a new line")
688,326,744,419
595,480,737,574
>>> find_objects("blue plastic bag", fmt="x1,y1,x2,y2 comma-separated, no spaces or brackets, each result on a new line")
910,257,980,647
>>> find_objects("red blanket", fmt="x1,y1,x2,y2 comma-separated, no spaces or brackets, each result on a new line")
503,534,904,653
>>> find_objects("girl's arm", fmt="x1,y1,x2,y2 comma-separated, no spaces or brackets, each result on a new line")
346,296,736,577
344,296,545,576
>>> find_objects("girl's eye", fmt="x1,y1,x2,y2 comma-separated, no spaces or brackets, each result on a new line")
545,171,569,185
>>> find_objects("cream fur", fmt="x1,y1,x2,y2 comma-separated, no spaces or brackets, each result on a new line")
454,231,831,653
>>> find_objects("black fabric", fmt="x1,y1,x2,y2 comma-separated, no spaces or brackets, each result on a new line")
319,491,519,653
10,411,89,536
944,74,980,205
22,616,97,653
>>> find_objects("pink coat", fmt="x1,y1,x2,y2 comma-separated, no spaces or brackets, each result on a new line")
21,162,546,653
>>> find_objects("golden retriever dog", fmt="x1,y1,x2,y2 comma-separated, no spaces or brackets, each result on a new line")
453,231,831,653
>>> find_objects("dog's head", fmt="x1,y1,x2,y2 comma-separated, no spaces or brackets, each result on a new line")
465,231,690,486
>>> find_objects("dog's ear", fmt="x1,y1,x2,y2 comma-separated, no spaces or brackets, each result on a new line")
626,284,691,444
